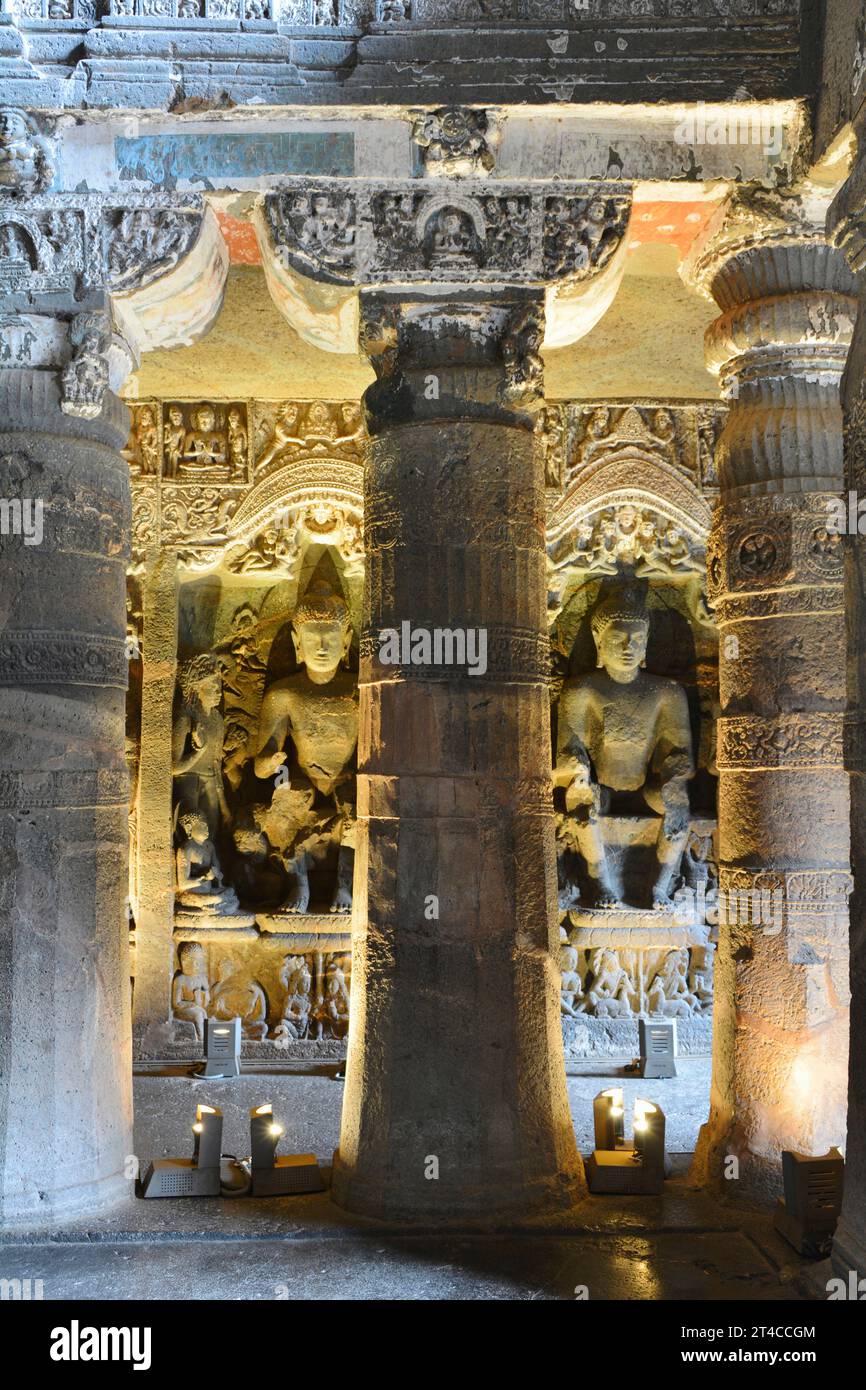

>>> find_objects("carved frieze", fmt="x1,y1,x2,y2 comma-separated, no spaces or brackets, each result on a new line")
717,712,846,770
261,180,631,287
0,192,208,303
0,204,84,296
127,398,366,575
0,630,128,688
253,399,365,476
108,0,272,14
710,493,847,605
104,207,201,295
0,768,129,810
170,939,351,1048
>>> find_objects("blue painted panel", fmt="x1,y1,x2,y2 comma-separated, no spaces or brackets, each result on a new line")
115,131,355,185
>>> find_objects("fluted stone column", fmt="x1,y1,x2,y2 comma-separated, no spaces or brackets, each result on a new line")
0,363,133,1225
684,192,856,1201
829,135,866,1281
331,296,584,1220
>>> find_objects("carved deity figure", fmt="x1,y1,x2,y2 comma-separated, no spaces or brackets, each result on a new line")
274,956,313,1040
297,193,354,269
210,957,268,1040
586,948,635,1018
250,581,358,913
688,944,715,1009
61,313,110,420
171,942,210,1042
311,959,350,1039
648,948,700,1018
164,405,186,476
554,589,694,909
173,653,229,843
560,941,586,1018
133,405,160,475
227,407,247,477
256,402,305,471
423,207,481,267
175,811,239,915
0,109,52,198
412,108,494,175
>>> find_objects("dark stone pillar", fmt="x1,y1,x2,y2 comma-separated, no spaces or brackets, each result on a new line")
331,296,584,1220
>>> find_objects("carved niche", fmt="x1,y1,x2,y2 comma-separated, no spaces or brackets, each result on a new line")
547,401,723,1057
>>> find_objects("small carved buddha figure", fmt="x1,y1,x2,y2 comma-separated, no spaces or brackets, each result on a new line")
180,404,227,474
173,653,229,843
175,811,239,915
555,588,694,909
210,957,268,1040
171,941,210,1042
251,581,358,914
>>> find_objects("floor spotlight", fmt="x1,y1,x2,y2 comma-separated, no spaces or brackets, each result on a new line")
587,1099,667,1195
774,1148,845,1257
140,1104,223,1198
249,1103,326,1197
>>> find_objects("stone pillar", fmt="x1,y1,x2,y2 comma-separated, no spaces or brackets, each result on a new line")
331,296,584,1219
829,135,866,1280
684,191,856,1200
131,551,179,1056
0,359,133,1225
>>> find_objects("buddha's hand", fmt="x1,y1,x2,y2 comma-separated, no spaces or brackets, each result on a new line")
255,752,287,780
566,762,596,811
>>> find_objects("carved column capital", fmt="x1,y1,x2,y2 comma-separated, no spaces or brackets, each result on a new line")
359,292,545,435
683,184,857,495
254,176,632,355
0,188,229,425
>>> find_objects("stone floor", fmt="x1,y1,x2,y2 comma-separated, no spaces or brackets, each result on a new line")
0,1185,813,1301
0,1054,826,1302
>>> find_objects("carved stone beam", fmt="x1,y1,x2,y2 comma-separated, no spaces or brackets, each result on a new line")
827,116,866,1284
681,183,856,1201
254,178,632,353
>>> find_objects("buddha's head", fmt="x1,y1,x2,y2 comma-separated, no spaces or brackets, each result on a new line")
292,580,351,684
180,812,209,844
590,590,649,683
178,942,205,976
194,405,216,434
